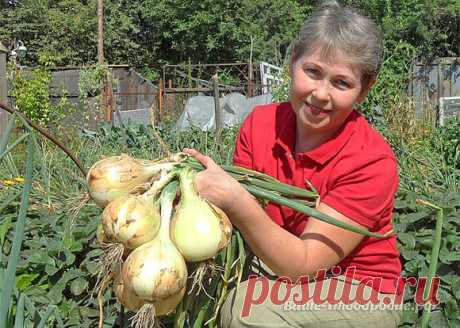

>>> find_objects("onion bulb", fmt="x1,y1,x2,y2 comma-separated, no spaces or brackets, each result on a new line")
101,195,161,250
114,268,145,311
170,168,232,262
87,154,175,208
114,265,185,316
154,286,185,316
122,181,187,302
101,170,177,250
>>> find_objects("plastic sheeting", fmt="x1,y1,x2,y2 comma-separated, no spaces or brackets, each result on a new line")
176,93,272,131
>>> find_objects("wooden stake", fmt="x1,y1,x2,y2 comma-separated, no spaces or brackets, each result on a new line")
158,79,164,118
212,74,222,142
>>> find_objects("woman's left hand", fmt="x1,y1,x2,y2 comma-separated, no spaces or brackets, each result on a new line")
182,148,248,214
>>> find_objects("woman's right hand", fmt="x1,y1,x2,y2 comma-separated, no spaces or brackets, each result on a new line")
182,148,250,216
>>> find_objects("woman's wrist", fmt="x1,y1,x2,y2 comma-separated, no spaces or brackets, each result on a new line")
224,187,260,228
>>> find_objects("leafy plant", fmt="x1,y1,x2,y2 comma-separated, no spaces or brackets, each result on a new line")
0,114,62,327
9,66,73,127
432,116,460,170
393,191,459,328
271,63,290,103
78,64,110,98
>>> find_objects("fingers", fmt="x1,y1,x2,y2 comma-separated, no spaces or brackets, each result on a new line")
183,148,217,169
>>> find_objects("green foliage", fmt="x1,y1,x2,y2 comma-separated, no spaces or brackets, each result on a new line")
0,117,62,328
361,41,418,118
1,0,457,70
9,66,73,127
431,116,460,170
271,64,291,103
78,64,110,98
376,92,460,327
393,191,460,328
82,119,239,165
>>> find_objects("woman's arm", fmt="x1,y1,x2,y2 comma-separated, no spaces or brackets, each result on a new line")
184,148,365,281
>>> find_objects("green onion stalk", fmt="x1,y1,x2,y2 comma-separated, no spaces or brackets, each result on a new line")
179,156,393,239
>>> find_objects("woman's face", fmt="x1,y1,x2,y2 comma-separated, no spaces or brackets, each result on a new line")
290,47,371,136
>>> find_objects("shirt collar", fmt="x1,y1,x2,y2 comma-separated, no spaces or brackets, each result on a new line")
275,103,359,166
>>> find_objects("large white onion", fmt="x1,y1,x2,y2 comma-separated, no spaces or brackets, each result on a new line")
101,195,161,249
114,268,145,311
87,154,175,208
114,267,185,315
100,169,178,250
171,168,232,262
122,181,187,303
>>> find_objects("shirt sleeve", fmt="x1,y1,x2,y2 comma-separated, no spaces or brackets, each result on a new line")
321,155,398,230
232,113,254,169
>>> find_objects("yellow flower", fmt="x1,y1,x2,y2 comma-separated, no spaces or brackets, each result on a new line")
14,177,25,183
3,180,15,186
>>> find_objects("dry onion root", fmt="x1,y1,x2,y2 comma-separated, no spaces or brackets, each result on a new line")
188,260,224,298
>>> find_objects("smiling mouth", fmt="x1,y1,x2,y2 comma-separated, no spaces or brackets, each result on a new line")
303,102,331,115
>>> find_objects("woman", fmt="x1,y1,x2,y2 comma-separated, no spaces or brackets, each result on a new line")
185,3,402,327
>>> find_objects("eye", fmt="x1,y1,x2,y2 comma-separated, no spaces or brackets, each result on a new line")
304,67,320,79
334,79,352,89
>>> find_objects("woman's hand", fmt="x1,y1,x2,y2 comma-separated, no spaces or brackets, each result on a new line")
182,148,248,215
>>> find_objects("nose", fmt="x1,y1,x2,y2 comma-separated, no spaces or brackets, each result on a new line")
312,81,330,103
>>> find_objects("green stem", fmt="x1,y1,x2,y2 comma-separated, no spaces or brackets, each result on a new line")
0,113,17,154
0,132,29,162
0,134,34,326
232,174,318,199
244,184,393,239
178,167,198,202
418,200,443,328
181,158,318,198
143,169,178,199
158,180,179,239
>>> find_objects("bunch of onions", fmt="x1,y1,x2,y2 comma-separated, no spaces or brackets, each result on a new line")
95,171,177,293
119,181,188,326
87,154,176,208
88,152,390,327
170,168,232,262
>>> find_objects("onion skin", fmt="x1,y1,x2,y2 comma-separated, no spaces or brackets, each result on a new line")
101,195,161,249
96,223,111,245
122,238,187,302
114,266,185,315
87,154,167,208
171,168,233,262
114,269,145,311
154,286,185,316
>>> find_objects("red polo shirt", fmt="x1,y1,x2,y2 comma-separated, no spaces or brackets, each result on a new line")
233,102,401,294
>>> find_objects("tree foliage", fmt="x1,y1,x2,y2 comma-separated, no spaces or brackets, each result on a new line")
1,0,457,70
